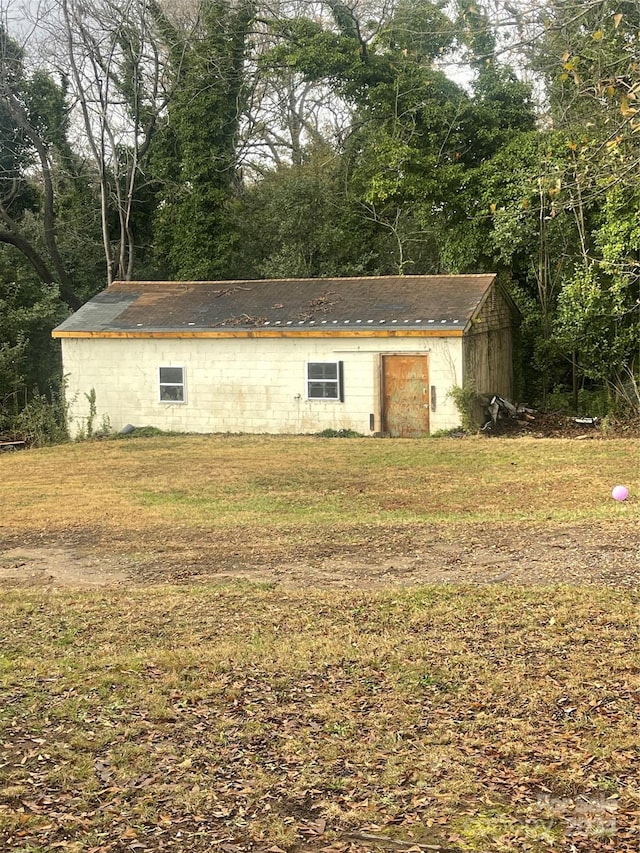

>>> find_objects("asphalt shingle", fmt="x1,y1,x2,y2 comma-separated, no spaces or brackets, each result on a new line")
54,275,497,334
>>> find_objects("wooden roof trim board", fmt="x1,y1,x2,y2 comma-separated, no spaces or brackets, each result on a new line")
52,328,465,340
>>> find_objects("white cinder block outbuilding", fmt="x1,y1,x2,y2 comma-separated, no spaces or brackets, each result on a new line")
52,275,518,437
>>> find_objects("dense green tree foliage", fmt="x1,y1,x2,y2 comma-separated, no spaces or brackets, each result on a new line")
233,142,383,278
532,0,640,408
0,0,638,437
150,0,255,279
0,23,104,434
0,25,92,311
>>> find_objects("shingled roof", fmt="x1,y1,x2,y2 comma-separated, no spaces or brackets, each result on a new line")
53,274,499,337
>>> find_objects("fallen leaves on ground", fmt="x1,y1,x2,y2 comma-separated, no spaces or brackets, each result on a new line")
1,584,639,852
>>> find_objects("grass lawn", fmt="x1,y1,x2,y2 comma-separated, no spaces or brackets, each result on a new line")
0,434,637,564
0,435,639,852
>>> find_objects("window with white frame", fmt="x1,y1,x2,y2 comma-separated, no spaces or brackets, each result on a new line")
307,361,343,400
158,366,185,402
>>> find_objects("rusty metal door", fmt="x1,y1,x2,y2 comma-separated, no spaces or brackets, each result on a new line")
381,355,430,437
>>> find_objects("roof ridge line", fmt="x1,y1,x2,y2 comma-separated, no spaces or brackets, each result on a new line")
109,274,498,287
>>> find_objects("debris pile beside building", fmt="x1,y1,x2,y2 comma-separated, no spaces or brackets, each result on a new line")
481,394,602,437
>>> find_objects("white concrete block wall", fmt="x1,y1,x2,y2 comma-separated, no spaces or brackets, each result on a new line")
61,336,463,437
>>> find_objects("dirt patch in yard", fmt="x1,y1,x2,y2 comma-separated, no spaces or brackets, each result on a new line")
0,521,637,589
0,546,129,588
267,525,640,589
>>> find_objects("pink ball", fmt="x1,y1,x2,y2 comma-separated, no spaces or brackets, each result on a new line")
611,485,629,501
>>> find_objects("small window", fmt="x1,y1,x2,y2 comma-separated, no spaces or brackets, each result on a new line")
307,362,343,400
158,366,185,402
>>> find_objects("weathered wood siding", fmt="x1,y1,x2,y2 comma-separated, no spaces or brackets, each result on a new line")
463,283,515,422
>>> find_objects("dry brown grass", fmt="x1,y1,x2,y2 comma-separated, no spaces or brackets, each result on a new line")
0,435,639,852
0,435,637,563
1,583,639,852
